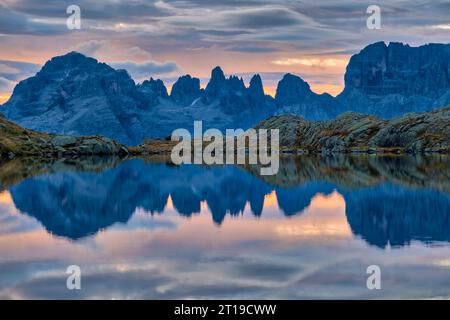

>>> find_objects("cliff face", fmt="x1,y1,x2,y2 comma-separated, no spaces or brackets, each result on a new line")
338,42,450,117
344,42,450,96
274,42,450,119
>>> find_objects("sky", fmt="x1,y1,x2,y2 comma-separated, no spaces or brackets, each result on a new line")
0,0,449,104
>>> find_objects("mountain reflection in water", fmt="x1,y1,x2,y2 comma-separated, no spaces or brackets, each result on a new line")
0,155,450,299
1,155,449,248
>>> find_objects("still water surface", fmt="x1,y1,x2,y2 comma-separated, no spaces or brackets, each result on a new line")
0,155,449,299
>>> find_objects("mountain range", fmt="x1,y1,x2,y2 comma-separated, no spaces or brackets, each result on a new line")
1,41,450,145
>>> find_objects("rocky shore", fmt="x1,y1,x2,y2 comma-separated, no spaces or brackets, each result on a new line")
1,106,449,159
0,112,128,158
257,106,450,154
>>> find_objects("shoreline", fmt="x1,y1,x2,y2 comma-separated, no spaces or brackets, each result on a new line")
1,107,449,159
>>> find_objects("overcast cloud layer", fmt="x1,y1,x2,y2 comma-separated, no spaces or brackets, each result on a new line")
0,0,449,101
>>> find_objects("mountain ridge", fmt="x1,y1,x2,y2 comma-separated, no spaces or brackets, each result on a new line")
2,41,450,144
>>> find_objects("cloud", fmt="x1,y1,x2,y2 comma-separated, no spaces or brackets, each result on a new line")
125,47,152,60
72,40,109,56
163,5,316,32
5,0,170,22
0,0,449,98
0,64,21,75
111,60,181,81
3,0,449,59
0,77,16,93
271,58,348,68
0,60,40,101
431,24,450,30
0,60,40,81
71,41,153,61
226,7,314,29
0,4,66,35
224,45,281,53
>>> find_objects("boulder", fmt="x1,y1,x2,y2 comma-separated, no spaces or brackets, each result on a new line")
51,135,78,147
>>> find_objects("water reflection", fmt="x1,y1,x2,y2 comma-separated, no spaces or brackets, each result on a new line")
2,156,449,248
345,185,450,248
0,155,450,299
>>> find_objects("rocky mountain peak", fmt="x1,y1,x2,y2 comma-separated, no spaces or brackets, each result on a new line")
202,67,272,115
39,51,108,75
249,74,263,93
139,78,168,97
203,66,226,102
137,78,169,106
3,52,146,145
275,73,312,106
170,75,201,105
248,74,265,107
210,66,226,83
